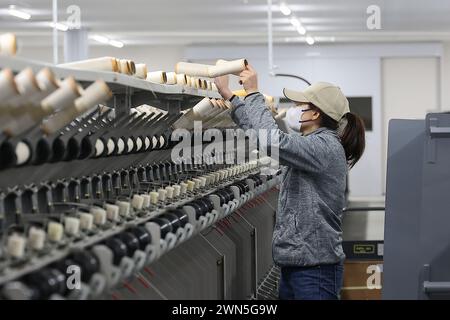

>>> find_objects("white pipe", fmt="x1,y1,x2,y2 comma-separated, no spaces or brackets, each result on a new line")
267,0,274,74
53,0,58,64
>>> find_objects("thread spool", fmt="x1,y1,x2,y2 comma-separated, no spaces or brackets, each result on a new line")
47,221,64,242
186,180,195,192
79,213,94,231
64,217,80,236
118,59,132,75
214,191,227,206
191,199,209,214
169,209,189,228
115,138,125,155
199,177,207,188
15,141,31,166
104,238,127,266
150,217,172,238
60,57,119,72
41,80,111,135
208,174,216,184
126,138,134,153
150,191,159,205
94,139,105,157
25,268,66,299
198,197,214,212
180,182,188,194
28,227,46,251
176,73,187,86
129,226,152,250
165,186,174,199
135,137,143,152
237,180,250,193
144,137,151,150
105,203,119,221
116,200,131,217
165,72,177,85
152,136,158,149
0,68,18,101
158,188,167,202
106,138,115,155
160,213,181,231
0,33,17,56
223,187,235,202
118,232,140,257
135,63,148,79
159,135,166,149
141,194,151,208
91,207,107,225
172,185,181,198
146,71,167,84
70,250,100,282
131,194,144,210
187,201,207,219
192,178,201,190
7,233,26,258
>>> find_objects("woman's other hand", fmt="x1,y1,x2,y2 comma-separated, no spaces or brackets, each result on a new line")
214,75,233,100
240,64,259,95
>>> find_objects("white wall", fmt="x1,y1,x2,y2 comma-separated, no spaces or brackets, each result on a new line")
381,58,440,192
442,42,450,111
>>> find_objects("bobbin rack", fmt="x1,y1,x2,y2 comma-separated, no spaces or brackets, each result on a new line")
0,56,281,300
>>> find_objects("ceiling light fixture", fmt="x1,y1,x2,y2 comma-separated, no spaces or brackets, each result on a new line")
109,39,124,48
8,5,31,20
49,22,69,32
296,25,306,35
279,3,291,16
90,35,125,48
306,36,315,45
289,17,300,28
90,34,109,44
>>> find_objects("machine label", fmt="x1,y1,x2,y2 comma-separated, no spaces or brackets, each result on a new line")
353,244,375,254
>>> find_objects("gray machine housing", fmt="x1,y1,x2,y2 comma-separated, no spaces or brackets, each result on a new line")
383,113,450,299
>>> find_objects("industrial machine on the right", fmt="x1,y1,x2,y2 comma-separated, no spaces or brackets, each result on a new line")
383,112,450,299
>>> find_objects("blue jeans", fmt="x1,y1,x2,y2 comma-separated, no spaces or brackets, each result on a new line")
279,263,344,300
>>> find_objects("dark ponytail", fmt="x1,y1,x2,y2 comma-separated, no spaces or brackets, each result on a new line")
311,104,366,169
339,112,365,168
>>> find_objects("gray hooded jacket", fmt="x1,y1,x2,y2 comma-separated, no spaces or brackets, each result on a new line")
230,93,347,266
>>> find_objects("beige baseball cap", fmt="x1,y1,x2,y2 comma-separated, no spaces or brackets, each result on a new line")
283,82,350,122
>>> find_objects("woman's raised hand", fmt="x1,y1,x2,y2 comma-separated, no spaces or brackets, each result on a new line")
239,64,258,95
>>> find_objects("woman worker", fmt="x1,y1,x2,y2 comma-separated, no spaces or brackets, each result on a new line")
214,64,366,300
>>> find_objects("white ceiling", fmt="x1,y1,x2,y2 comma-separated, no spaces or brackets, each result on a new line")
1,0,450,47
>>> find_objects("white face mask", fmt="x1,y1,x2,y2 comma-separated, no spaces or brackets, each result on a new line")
286,107,313,132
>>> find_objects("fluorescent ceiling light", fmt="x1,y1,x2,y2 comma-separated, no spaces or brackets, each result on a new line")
296,25,306,35
90,34,125,48
109,40,124,48
289,17,300,28
49,22,68,31
306,36,315,45
90,34,109,44
8,5,31,20
279,3,291,16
